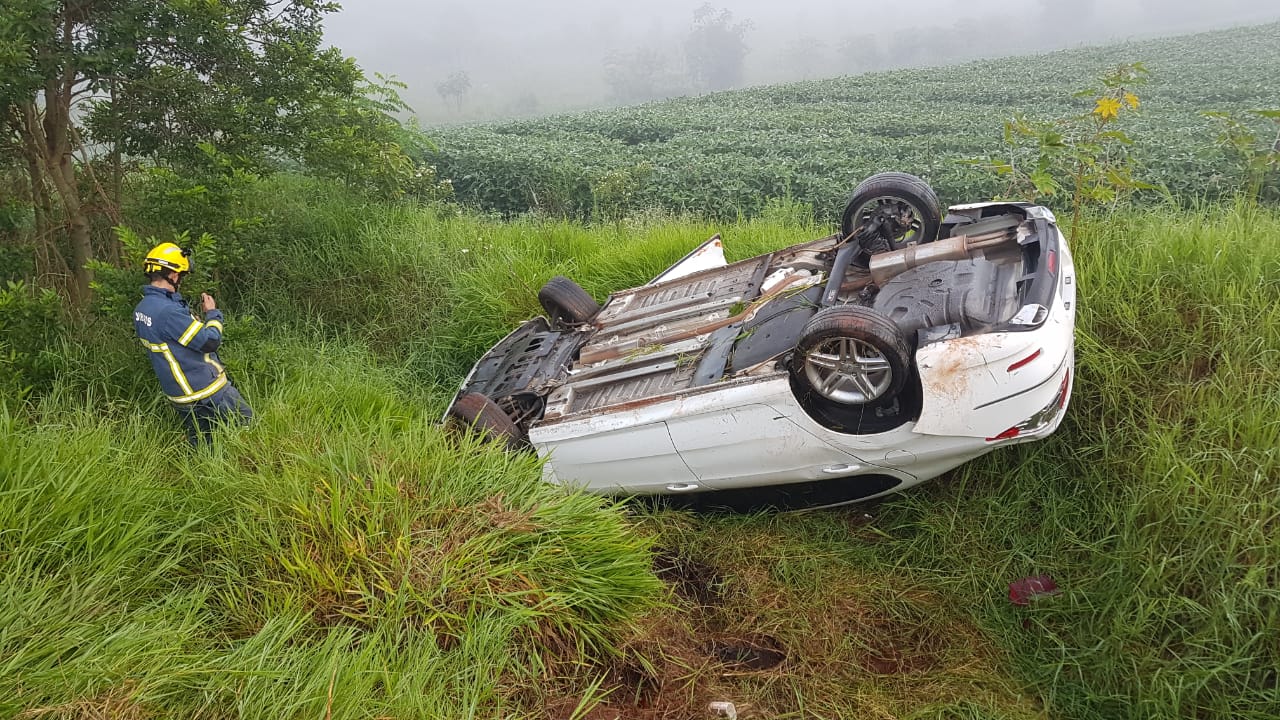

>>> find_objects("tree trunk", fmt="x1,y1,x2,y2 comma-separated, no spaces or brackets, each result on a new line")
22,84,93,306
51,153,94,305
20,137,62,286
15,12,97,306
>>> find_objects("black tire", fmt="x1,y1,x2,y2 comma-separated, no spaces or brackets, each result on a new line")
446,392,522,450
840,172,943,265
789,305,918,434
538,275,600,328
791,305,911,407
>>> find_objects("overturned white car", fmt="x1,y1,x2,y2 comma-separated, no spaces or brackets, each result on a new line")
446,173,1076,510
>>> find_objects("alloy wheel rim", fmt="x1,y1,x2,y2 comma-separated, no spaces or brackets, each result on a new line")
803,337,893,403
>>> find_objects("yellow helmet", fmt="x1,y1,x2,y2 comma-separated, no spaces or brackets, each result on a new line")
143,242,191,274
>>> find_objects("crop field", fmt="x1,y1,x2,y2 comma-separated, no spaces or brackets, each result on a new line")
429,22,1280,221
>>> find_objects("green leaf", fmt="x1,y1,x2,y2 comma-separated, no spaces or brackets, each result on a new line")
1030,169,1059,196
1099,130,1133,145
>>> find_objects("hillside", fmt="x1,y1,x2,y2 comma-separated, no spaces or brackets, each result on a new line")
4,15,1280,719
3,174,1278,717
428,22,1280,220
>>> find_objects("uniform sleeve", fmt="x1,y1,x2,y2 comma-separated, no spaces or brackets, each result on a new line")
167,307,224,352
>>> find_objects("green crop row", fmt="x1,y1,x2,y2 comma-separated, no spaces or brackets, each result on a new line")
427,22,1280,221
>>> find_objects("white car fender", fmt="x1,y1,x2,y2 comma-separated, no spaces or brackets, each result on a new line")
914,319,1073,439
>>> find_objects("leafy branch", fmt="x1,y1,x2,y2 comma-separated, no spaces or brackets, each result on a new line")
966,63,1157,239
1203,109,1280,203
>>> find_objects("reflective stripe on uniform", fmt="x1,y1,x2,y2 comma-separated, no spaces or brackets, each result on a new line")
204,352,225,374
168,372,228,404
206,319,224,333
140,339,194,395
178,318,203,345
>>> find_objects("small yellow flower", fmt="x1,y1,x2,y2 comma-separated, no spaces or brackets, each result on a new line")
1094,97,1122,120
1123,92,1140,109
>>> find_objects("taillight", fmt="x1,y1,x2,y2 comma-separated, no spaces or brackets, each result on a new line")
1046,249,1057,275
989,368,1071,443
1007,348,1042,372
986,426,1021,442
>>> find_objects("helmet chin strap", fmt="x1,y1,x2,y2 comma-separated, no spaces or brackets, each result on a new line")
156,271,183,291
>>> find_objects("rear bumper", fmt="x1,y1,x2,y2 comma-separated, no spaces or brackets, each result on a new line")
913,227,1076,439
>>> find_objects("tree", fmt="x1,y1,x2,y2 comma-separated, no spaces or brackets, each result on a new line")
298,74,434,198
837,34,885,75
604,47,683,104
684,4,751,93
0,0,405,305
436,71,472,111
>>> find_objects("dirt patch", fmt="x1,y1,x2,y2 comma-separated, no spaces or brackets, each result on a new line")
543,536,1010,718
652,549,724,608
536,609,716,720
923,335,984,401
707,634,787,671
537,547,787,720
1187,354,1218,383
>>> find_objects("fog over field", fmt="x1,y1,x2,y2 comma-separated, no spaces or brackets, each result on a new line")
322,0,1278,123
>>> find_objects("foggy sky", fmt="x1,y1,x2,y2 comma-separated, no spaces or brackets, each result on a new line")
322,0,1279,124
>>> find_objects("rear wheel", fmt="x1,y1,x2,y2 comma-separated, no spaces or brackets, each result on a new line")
841,172,943,267
793,305,910,405
789,305,918,433
539,276,600,328
446,392,523,450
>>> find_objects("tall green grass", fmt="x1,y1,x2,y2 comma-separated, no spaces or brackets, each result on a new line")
3,179,1278,717
1,340,657,718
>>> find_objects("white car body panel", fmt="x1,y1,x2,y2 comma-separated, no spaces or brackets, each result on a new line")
536,420,698,492
648,234,729,285
667,403,865,488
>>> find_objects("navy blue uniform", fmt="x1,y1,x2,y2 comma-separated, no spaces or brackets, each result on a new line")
134,285,251,444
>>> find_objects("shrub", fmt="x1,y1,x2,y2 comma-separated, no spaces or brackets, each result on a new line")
0,281,65,401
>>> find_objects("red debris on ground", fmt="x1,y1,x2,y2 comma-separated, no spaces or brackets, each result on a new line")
1008,575,1060,606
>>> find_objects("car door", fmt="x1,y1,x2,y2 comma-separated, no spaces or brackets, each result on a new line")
666,403,867,489
536,420,703,494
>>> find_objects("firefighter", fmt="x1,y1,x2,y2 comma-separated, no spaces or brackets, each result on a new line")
134,242,252,446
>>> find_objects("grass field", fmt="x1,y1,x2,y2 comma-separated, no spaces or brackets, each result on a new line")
428,22,1280,222
3,175,1278,718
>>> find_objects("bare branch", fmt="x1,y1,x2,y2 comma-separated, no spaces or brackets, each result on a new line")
69,123,122,225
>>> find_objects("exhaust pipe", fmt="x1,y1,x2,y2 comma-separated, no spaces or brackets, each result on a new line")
868,224,1021,286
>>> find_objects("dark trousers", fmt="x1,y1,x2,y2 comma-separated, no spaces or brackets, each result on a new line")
175,384,253,447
